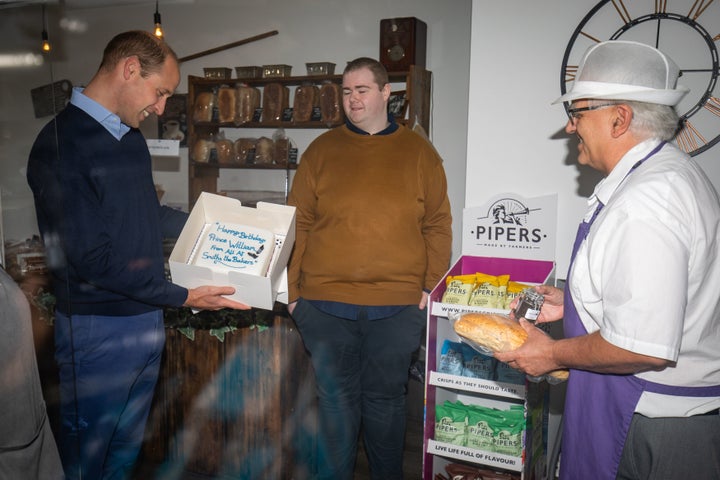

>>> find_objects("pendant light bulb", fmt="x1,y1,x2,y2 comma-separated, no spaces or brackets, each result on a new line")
42,30,51,52
41,4,51,53
153,1,163,38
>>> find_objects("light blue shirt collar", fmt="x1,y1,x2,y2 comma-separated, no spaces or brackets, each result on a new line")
70,86,131,140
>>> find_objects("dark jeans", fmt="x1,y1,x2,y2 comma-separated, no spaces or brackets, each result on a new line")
54,310,165,480
291,299,426,480
617,410,720,479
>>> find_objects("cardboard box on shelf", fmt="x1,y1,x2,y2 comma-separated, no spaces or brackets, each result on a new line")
430,255,555,317
431,193,558,316
169,192,295,310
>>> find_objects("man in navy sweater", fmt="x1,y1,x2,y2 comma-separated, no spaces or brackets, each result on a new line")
27,30,249,480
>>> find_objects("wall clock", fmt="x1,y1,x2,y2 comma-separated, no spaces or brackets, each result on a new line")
379,17,427,72
559,0,719,156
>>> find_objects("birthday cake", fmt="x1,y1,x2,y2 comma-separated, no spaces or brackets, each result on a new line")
189,221,275,276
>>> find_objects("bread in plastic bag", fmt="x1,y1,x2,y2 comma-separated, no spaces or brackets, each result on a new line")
449,311,568,384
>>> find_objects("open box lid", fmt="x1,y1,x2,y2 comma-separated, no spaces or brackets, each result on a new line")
462,193,557,262
169,192,296,310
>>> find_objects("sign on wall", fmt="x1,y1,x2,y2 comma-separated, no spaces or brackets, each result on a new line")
462,193,557,262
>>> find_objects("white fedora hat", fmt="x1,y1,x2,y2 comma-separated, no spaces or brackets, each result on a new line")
553,40,689,106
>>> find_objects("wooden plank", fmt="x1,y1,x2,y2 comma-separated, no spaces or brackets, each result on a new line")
178,31,279,64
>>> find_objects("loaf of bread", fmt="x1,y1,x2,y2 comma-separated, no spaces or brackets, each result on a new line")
192,139,214,163
236,85,260,124
320,82,343,124
261,83,289,122
217,86,237,123
192,91,215,122
234,138,257,164
454,312,569,382
215,139,234,164
254,137,274,164
293,84,320,122
455,313,527,352
274,137,290,166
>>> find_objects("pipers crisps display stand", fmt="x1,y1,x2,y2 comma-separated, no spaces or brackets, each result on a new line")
424,193,557,480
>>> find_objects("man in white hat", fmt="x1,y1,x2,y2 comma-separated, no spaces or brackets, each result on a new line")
495,40,720,480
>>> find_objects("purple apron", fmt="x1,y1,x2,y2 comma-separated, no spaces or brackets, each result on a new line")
559,142,720,480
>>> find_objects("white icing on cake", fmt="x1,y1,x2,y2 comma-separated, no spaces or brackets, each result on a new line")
189,221,275,276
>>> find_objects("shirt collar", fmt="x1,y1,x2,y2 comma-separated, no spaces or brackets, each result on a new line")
70,87,131,140
345,112,399,136
590,138,663,208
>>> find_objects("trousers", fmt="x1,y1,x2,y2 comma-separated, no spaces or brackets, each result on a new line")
616,410,720,479
54,310,165,480
291,299,426,480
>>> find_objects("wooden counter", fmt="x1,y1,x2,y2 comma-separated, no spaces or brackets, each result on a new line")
139,311,318,479
13,264,317,478
16,271,318,479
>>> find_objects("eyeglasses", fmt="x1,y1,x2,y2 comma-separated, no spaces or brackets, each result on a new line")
566,103,615,121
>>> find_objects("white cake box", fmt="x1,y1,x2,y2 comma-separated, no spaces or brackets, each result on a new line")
169,192,296,310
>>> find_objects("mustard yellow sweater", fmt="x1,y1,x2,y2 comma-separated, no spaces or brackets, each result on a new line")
287,124,452,306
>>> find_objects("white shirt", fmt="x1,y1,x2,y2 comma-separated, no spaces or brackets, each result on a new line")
568,139,720,417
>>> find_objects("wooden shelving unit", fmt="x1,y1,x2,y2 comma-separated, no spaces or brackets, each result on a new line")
186,66,432,208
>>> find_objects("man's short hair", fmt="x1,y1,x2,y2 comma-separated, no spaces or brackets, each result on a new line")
343,57,389,88
99,30,177,78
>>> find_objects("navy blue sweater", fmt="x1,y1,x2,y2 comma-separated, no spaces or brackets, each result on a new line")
27,104,189,316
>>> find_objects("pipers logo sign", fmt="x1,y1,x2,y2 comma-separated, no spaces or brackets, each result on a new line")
463,193,557,261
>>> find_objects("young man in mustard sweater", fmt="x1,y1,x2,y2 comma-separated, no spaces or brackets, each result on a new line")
287,57,452,480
